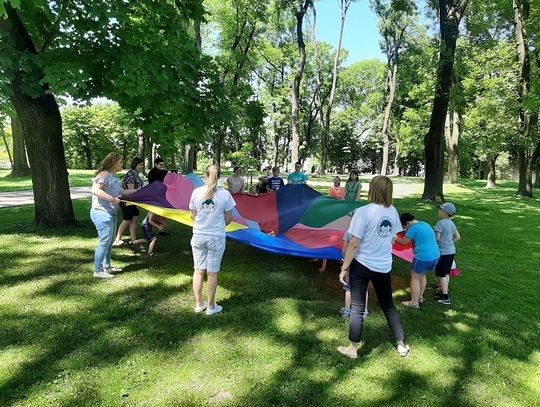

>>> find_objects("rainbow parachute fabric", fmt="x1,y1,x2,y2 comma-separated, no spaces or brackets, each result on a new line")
125,173,415,263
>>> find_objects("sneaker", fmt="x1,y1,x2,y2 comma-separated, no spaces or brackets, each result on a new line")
93,271,114,279
112,240,124,247
105,266,122,273
194,301,208,313
437,297,451,305
339,307,351,319
401,301,420,309
206,304,223,316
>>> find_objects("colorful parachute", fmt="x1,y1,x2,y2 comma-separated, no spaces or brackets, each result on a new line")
125,173,415,262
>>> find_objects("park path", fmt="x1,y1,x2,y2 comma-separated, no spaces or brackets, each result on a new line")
0,178,418,209
0,187,92,208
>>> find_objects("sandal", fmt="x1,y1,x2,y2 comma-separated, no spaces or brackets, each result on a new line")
401,301,420,309
397,344,410,357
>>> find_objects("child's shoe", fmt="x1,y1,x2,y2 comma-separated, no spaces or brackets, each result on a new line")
339,307,351,319
436,294,451,305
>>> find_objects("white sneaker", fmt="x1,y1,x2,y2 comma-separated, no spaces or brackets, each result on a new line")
93,271,114,279
105,266,122,274
112,240,124,247
206,304,223,316
194,301,208,313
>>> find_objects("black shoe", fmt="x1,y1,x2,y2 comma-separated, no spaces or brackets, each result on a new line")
436,295,451,305
159,231,171,236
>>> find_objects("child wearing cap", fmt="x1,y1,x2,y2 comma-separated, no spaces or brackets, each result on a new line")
434,202,461,305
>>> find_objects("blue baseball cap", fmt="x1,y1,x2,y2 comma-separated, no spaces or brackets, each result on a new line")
439,202,456,216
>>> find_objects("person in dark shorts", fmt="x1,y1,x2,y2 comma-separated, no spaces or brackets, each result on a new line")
434,202,461,305
114,157,144,246
141,212,165,256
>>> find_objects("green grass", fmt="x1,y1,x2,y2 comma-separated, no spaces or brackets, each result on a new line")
0,181,539,406
0,169,96,192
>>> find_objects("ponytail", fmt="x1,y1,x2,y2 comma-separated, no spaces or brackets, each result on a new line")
96,152,122,175
204,165,220,200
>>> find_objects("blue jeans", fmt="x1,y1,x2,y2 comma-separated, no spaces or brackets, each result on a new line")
90,209,117,272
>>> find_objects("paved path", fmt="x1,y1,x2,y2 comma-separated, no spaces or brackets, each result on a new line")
0,187,92,208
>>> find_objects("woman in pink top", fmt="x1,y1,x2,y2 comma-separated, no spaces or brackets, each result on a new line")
329,176,345,200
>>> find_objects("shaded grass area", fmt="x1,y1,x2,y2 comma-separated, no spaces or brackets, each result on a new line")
0,183,539,406
0,169,97,192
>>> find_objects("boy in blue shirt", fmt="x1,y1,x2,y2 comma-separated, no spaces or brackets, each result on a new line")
268,166,285,191
434,202,461,305
287,162,308,185
395,213,440,308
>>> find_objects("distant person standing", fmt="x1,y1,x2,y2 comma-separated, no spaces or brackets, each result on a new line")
90,153,136,278
190,165,236,315
268,166,285,191
287,162,308,185
227,166,245,194
148,157,167,183
344,170,362,201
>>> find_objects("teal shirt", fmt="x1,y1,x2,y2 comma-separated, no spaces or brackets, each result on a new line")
287,171,307,185
344,180,361,201
405,221,440,261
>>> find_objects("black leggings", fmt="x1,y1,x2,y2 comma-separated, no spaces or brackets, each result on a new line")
348,259,404,343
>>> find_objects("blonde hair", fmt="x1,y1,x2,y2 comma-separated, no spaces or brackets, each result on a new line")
96,152,122,175
204,165,220,200
368,175,393,207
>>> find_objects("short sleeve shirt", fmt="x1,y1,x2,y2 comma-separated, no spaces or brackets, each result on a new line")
287,172,308,185
189,187,237,237
91,172,122,215
329,186,345,200
434,219,458,255
344,181,361,201
347,203,402,273
268,176,285,191
405,221,440,261
122,169,143,190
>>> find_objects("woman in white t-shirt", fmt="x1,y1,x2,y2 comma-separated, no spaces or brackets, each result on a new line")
189,165,236,316
337,175,410,358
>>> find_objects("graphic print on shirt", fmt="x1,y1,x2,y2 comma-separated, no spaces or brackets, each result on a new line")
200,199,217,214
377,216,393,238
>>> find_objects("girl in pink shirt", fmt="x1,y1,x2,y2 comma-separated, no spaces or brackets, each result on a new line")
329,176,345,200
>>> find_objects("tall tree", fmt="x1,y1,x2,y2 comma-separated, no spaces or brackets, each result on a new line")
9,113,30,176
372,0,416,175
290,0,312,165
422,0,469,201
319,0,356,173
0,2,74,226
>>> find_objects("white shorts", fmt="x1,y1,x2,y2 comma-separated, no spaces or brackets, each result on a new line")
191,234,226,273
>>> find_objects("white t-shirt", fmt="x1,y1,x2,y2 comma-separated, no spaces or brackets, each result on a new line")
189,187,236,237
347,203,402,273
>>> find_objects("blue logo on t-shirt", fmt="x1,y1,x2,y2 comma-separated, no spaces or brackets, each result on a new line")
377,217,393,238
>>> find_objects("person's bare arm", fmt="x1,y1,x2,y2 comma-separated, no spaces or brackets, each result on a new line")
91,175,120,205
339,236,360,285
395,235,411,245
225,210,233,225
453,230,461,242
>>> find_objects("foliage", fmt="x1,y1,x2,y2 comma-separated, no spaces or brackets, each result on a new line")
62,103,137,169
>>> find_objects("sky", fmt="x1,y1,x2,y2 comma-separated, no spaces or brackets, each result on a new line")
315,0,384,64
315,0,432,65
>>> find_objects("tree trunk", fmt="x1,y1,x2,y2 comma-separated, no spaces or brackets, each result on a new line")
381,62,398,176
291,2,310,165
514,0,534,197
184,144,195,173
1,126,13,168
10,114,31,177
321,0,351,174
486,154,497,188
446,109,460,183
392,142,400,176
137,131,145,160
82,133,92,170
534,162,540,188
1,4,74,227
214,131,225,167
422,0,468,201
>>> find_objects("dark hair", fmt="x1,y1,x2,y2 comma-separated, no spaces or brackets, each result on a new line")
233,165,242,173
295,161,302,166
154,156,164,165
130,157,144,169
400,212,415,226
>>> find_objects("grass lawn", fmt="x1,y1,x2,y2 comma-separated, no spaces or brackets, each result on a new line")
0,169,97,192
0,180,539,406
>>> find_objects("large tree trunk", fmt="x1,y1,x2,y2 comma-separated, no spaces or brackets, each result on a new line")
291,2,310,165
514,0,534,197
10,114,30,176
486,154,497,188
446,109,460,183
183,144,195,174
1,4,74,227
422,0,468,201
1,125,13,168
381,63,398,175
534,162,540,188
82,133,92,170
